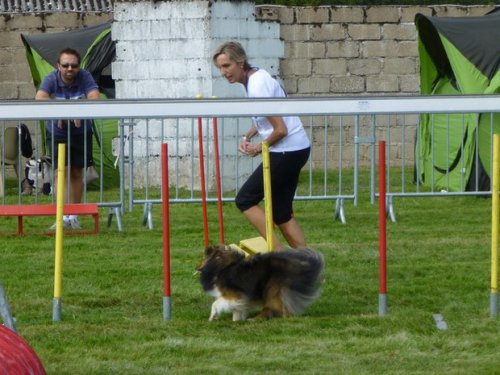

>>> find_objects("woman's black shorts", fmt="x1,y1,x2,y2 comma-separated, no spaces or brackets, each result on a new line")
235,147,310,225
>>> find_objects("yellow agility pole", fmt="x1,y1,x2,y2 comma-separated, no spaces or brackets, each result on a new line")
53,143,66,322
232,141,274,255
491,134,499,318
262,141,274,252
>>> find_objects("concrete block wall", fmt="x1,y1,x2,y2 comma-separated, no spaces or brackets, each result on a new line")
112,1,210,188
209,1,283,98
1,3,496,186
2,4,494,98
111,0,282,188
112,1,211,99
112,0,282,99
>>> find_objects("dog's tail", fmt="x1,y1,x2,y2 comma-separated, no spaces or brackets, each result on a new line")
280,249,325,316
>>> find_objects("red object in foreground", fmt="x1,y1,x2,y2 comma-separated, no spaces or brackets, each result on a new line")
0,203,99,235
0,325,46,375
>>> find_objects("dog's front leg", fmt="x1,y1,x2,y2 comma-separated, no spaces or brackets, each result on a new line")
209,297,228,321
209,301,219,321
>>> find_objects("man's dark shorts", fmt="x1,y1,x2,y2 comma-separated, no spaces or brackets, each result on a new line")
46,129,93,169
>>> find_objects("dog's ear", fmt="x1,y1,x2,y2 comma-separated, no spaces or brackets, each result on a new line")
195,257,204,272
204,245,217,256
205,244,228,255
196,246,215,272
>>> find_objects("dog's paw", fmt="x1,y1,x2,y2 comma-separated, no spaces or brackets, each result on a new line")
209,312,218,321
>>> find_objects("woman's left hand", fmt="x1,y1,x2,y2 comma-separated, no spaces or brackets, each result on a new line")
239,141,262,157
246,142,262,157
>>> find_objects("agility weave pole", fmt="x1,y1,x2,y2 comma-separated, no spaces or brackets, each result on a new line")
262,142,274,252
197,111,225,246
378,141,387,316
212,116,225,244
53,143,66,322
236,141,274,255
161,143,171,320
491,134,499,318
197,116,210,247
195,95,225,246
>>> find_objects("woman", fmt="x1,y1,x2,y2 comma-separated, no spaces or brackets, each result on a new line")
213,41,311,250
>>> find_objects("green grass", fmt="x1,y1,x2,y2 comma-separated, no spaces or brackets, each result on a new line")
1,180,500,374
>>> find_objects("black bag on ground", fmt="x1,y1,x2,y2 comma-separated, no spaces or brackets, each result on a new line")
19,123,33,158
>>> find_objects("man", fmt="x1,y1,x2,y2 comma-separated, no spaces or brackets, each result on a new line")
35,48,100,229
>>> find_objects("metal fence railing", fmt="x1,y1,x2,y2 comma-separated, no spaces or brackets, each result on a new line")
1,95,499,231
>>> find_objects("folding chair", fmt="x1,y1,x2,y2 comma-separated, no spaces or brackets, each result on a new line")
0,127,20,197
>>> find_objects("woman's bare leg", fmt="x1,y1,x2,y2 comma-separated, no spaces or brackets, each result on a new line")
242,205,283,250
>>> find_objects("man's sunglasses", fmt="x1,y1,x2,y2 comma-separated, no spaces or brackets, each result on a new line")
59,63,80,69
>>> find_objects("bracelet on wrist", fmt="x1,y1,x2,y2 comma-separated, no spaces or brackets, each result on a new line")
242,135,249,142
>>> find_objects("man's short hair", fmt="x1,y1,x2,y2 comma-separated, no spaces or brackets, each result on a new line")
58,48,81,65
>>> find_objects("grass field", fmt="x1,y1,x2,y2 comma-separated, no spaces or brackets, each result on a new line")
1,183,500,374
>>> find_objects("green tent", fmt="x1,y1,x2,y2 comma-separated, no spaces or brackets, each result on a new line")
21,22,119,188
415,10,500,192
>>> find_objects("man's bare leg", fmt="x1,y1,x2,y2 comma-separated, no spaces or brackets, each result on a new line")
70,167,83,204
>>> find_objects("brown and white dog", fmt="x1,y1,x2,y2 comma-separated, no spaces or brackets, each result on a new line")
195,245,325,321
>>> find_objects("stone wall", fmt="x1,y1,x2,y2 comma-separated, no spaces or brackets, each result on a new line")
111,0,284,188
2,3,494,99
255,4,494,97
0,13,112,100
0,3,496,186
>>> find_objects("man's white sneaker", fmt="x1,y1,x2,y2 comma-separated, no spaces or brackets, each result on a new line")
49,221,72,230
68,217,82,230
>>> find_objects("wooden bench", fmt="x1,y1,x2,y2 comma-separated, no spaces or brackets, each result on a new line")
0,204,99,235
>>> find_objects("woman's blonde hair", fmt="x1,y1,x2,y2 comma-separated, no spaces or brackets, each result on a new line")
212,41,251,70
